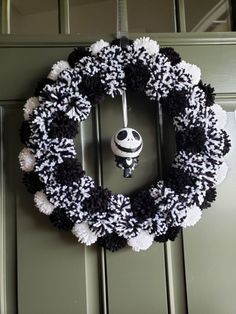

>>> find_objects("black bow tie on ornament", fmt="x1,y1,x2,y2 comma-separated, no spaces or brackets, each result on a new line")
111,91,143,178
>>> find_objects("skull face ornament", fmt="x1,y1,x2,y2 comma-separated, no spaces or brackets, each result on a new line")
111,127,143,178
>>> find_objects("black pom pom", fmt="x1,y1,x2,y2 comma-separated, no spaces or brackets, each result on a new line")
200,188,217,210
130,190,156,222
159,47,181,66
49,112,78,139
22,172,44,194
49,207,74,231
124,60,150,92
34,78,54,97
98,232,127,252
19,121,31,145
155,226,182,243
110,37,133,49
176,126,206,153
67,47,91,68
198,80,215,107
83,187,112,213
80,74,104,105
164,167,196,194
160,89,189,117
221,130,231,156
55,159,85,186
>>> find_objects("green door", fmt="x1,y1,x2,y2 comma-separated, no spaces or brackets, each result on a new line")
1,33,236,314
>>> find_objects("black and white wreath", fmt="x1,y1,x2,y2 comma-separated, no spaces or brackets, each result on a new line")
19,37,231,252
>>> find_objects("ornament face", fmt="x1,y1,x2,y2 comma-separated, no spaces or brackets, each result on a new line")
111,127,143,158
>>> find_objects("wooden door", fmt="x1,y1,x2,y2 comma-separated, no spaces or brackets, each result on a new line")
0,33,236,314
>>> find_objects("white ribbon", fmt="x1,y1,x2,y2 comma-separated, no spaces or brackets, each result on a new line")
122,91,128,128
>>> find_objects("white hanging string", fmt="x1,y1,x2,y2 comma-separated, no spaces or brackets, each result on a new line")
122,91,128,128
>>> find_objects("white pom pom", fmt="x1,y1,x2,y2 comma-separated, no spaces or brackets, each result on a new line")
211,104,227,129
89,39,109,55
216,161,228,185
178,61,201,85
47,60,70,81
181,205,202,228
18,148,35,172
23,97,39,120
72,222,97,246
127,230,154,252
133,37,159,55
34,191,55,215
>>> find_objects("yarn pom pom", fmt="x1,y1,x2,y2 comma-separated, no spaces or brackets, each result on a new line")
181,206,202,228
80,74,104,105
159,47,181,65
34,78,54,97
49,207,74,231
55,158,85,186
130,190,156,222
47,60,70,81
19,147,35,172
164,167,196,194
83,187,112,213
125,61,150,92
89,39,109,55
19,121,31,145
176,126,206,153
23,97,40,120
22,172,44,194
67,47,91,67
72,222,97,245
178,61,201,85
161,89,189,117
211,104,227,129
216,161,228,185
198,80,215,107
155,226,182,242
200,188,217,209
98,232,127,252
34,191,55,215
221,130,231,156
128,230,154,252
133,37,159,55
49,112,78,139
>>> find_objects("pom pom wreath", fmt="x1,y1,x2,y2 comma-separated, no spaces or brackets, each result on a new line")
160,89,189,117
159,47,181,66
128,230,154,252
22,172,44,194
23,97,40,120
47,60,70,81
176,126,206,153
216,161,228,185
67,47,91,68
133,37,159,55
181,206,202,228
221,130,231,156
34,78,54,97
200,188,217,209
124,61,150,92
164,167,196,194
89,39,109,55
34,191,55,215
155,226,182,243
55,158,85,186
49,111,78,139
72,222,97,245
198,80,215,107
83,187,112,213
49,207,74,231
110,37,133,48
98,232,127,252
18,147,35,172
178,61,201,85
19,121,31,145
130,190,156,222
79,74,104,105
